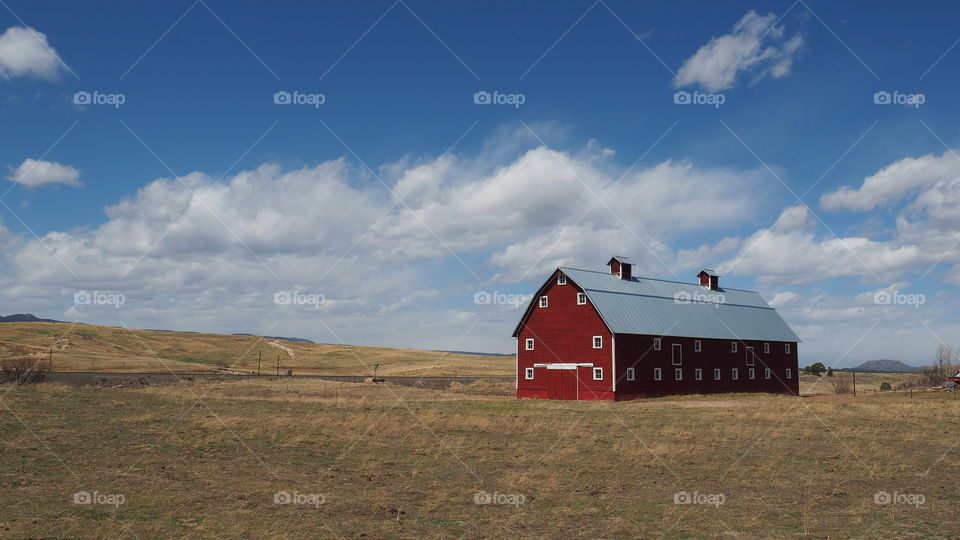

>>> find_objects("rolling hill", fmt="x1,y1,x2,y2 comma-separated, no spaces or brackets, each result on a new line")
0,322,513,377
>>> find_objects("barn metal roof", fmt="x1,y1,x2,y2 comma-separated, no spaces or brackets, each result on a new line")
608,255,635,265
556,267,800,342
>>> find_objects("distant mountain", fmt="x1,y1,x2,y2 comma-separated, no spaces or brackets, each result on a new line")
839,359,919,373
233,333,315,343
0,313,60,323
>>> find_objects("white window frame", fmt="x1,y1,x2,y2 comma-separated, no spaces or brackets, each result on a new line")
525,338,534,351
746,347,755,366
653,337,662,351
785,343,791,354
695,368,703,381
674,368,683,381
714,368,721,381
557,274,566,285
593,336,603,349
764,342,770,354
577,292,587,305
524,367,534,380
592,367,603,381
748,368,755,380
731,341,738,353
765,368,771,379
732,368,739,380
786,368,792,379
694,340,702,352
671,343,682,366
539,295,548,308
626,367,636,381
654,368,662,381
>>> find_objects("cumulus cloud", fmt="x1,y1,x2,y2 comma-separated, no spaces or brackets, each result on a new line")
821,151,960,212
675,10,803,91
0,26,65,80
8,159,81,188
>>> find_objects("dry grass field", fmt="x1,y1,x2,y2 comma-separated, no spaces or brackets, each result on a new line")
1,375,958,538
0,322,512,376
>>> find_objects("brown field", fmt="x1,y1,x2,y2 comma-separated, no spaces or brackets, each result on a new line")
0,322,513,377
1,375,959,538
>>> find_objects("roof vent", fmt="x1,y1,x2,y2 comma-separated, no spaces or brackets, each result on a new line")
698,269,720,290
607,256,634,280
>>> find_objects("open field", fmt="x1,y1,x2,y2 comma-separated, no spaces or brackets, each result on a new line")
1,377,958,538
0,322,513,377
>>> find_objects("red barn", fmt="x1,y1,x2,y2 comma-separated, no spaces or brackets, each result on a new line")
513,256,800,400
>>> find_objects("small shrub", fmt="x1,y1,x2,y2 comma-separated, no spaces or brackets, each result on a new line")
879,382,892,392
0,357,50,384
831,374,853,394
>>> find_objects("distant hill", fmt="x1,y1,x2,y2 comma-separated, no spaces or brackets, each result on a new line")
233,333,315,343
432,350,514,357
839,359,919,373
0,313,60,323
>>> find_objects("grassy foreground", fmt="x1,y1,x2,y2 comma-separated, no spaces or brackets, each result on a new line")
1,378,958,538
0,322,512,376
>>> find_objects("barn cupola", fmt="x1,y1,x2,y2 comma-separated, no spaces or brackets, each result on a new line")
607,256,635,280
698,269,720,290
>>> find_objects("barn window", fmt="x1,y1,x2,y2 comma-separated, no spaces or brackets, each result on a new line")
539,296,548,308
785,343,791,354
765,368,771,379
557,274,566,285
525,338,534,350
626,367,636,381
593,367,603,381
732,368,739,380
524,367,534,380
695,368,703,381
785,368,792,379
654,368,662,381
714,368,721,380
731,341,738,353
577,293,587,305
695,340,702,352
764,343,770,354
674,368,683,381
748,368,755,380
746,349,755,366
593,336,603,349
653,337,661,351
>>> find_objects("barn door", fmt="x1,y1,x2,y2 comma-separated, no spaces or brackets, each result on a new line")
745,347,755,366
672,343,682,365
547,368,579,400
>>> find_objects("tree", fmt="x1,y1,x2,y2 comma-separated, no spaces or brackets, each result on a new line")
879,382,892,391
803,362,827,376
826,367,834,377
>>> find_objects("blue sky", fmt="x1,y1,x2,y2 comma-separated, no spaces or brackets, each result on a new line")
1,0,959,366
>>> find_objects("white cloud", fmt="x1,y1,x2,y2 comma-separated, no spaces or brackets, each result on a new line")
8,159,81,188
821,151,959,211
675,10,803,91
0,26,64,80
